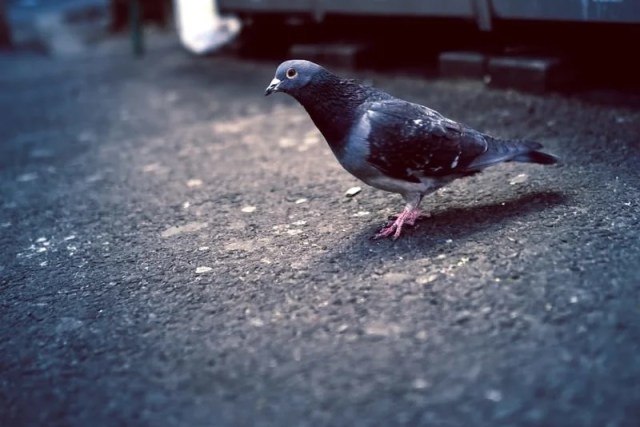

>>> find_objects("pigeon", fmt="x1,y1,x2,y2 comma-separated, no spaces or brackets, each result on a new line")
265,59,559,239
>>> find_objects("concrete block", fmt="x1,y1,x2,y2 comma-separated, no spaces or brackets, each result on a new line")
487,56,573,93
439,51,487,79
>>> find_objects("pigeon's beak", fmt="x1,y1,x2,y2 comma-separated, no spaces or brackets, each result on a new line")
265,78,281,96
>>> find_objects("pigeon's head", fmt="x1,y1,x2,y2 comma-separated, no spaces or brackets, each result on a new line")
265,60,326,97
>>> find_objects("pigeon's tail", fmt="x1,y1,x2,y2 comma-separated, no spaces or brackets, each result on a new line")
511,147,559,165
466,137,559,170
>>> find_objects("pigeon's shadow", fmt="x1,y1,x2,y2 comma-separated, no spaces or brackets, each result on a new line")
322,190,567,267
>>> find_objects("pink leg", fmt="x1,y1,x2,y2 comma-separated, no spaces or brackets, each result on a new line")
374,206,423,240
387,212,431,224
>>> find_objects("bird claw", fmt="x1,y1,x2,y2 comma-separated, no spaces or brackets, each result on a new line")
372,224,400,240
374,208,426,240
386,212,431,226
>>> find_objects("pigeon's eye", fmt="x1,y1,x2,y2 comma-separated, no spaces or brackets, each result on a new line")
286,68,298,79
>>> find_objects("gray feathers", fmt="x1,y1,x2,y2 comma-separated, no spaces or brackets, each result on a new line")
266,59,558,199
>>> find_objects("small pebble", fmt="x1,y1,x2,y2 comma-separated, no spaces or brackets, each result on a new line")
241,206,256,213
381,272,411,285
485,389,503,402
249,318,264,327
195,266,212,274
412,378,429,390
142,163,161,173
345,186,362,197
17,173,38,182
509,173,528,185
416,274,438,285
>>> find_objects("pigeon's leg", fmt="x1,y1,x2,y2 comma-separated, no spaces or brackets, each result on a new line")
387,211,431,223
374,194,424,240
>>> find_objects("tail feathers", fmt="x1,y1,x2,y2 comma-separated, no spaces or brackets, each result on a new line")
511,149,559,165
466,137,559,170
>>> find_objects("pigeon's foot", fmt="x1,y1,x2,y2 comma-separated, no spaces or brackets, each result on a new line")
374,207,423,240
387,212,431,224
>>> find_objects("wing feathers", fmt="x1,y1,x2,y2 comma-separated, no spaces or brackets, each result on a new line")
359,100,487,181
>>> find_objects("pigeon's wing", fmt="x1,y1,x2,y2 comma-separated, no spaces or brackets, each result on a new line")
358,99,489,182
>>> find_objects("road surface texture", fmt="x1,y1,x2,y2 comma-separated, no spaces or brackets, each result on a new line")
1,33,639,427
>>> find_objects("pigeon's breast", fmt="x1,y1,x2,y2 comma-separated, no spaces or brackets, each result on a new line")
337,115,378,180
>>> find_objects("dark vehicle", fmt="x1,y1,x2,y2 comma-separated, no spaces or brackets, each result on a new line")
218,0,640,30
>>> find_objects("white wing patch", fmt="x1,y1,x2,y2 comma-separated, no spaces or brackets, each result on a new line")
367,174,444,196
451,153,461,169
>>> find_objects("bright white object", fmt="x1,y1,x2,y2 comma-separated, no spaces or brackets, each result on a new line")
174,0,240,54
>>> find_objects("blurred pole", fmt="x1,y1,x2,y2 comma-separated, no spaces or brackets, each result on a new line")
0,0,12,49
130,0,144,56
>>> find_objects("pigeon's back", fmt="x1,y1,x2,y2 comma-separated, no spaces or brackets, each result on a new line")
348,96,557,184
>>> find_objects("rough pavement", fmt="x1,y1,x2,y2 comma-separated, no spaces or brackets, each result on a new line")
1,34,640,426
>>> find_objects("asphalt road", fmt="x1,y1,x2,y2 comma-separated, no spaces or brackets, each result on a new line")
1,33,639,427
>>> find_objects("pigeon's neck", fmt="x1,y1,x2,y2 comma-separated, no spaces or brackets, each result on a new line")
294,75,374,151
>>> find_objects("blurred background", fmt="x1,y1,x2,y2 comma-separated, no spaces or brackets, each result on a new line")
2,0,640,90
2,2,640,427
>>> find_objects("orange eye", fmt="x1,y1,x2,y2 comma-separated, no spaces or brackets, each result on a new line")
286,68,298,79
